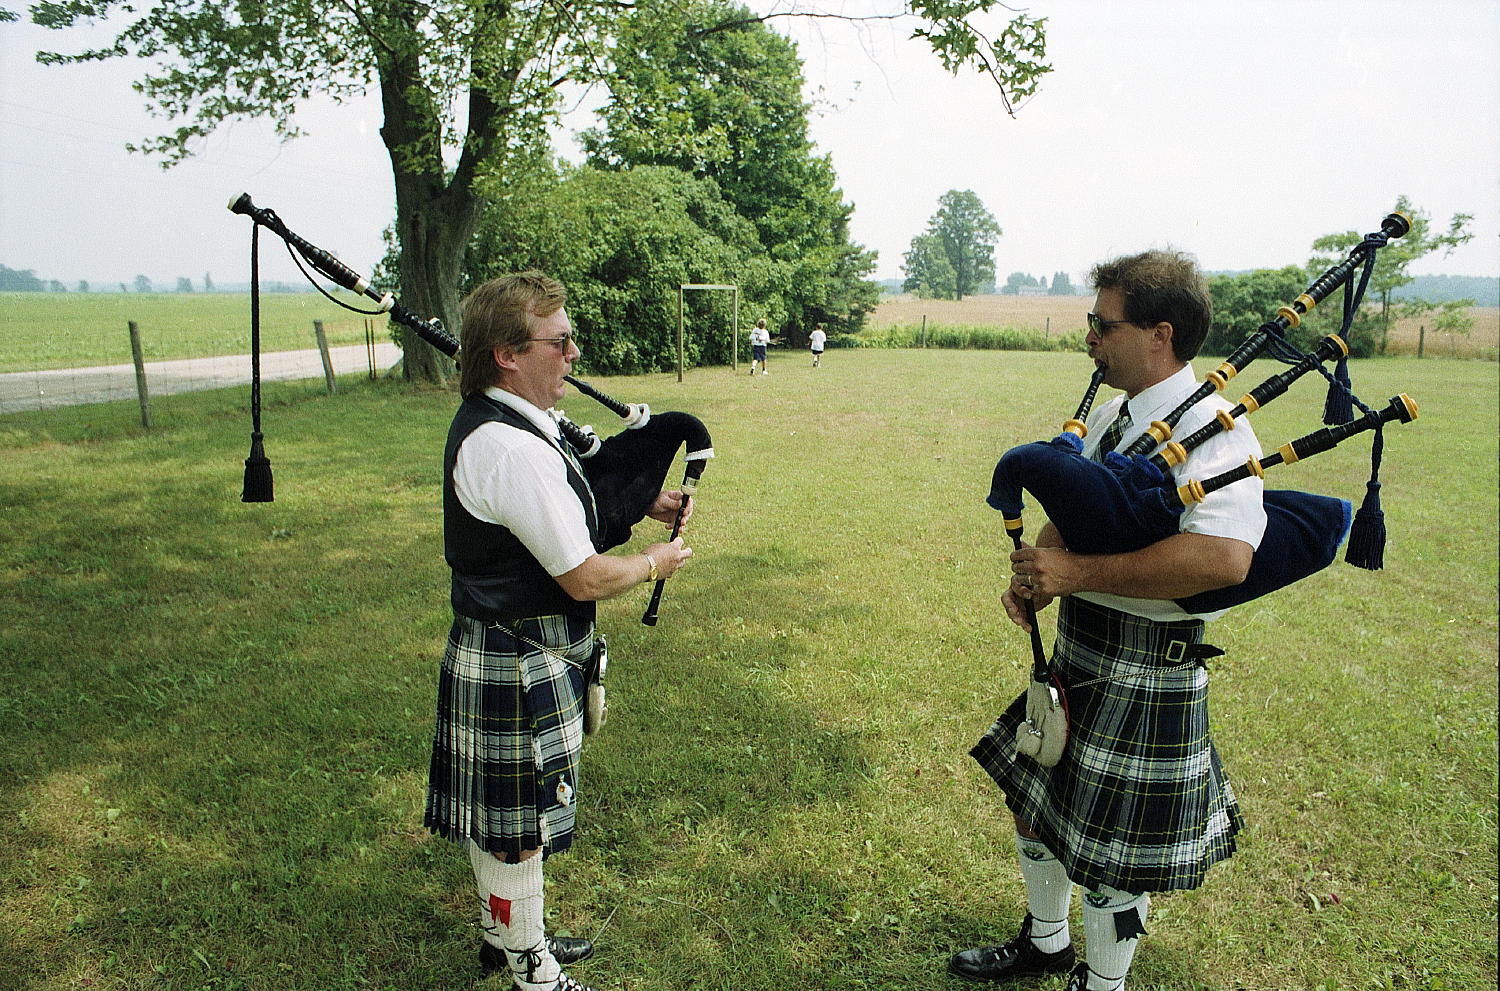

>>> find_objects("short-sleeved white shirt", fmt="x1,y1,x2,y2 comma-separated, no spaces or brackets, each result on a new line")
810,329,827,350
1076,363,1267,622
749,327,770,346
451,387,597,578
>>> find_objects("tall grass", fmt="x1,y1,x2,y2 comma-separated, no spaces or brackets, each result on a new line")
2,350,1495,990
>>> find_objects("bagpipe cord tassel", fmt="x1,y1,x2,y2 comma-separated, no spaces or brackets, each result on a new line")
1345,423,1386,570
242,223,275,503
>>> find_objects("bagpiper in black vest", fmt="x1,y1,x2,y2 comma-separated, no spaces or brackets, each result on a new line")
443,393,603,622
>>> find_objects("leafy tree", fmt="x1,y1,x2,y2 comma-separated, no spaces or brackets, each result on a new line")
999,271,1039,295
1049,271,1074,295
1307,195,1475,355
467,164,768,375
902,234,958,299
78,280,89,292
133,274,153,293
581,1,878,344
203,272,214,291
903,189,1001,299
0,265,43,291
1204,266,1311,355
30,1,1047,382
176,277,194,293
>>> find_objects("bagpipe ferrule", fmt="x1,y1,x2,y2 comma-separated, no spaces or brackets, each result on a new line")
1206,366,1232,391
1245,455,1265,479
1160,442,1189,468
1238,393,1261,415
375,292,395,313
1061,418,1088,438
1295,292,1318,314
1276,305,1302,329
1215,409,1236,432
1146,420,1173,447
1397,394,1419,422
1278,440,1302,465
1004,516,1025,537
1176,479,1208,505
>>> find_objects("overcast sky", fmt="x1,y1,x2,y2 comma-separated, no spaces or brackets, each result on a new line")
1,0,1496,291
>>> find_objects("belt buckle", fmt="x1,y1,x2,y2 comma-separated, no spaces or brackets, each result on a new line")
1165,639,1188,664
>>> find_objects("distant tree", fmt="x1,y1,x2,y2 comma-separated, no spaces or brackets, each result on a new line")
134,274,153,293
904,189,1001,300
0,264,44,291
1308,195,1475,355
1000,271,1039,295
48,280,66,292
78,280,90,292
902,233,958,299
1428,300,1476,355
203,272,214,291
1049,271,1074,295
119,282,128,293
176,276,194,292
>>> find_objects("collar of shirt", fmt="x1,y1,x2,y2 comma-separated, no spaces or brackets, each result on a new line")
1124,363,1198,426
484,386,563,441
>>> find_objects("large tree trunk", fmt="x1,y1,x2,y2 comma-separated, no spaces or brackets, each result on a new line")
374,14,488,387
389,182,478,385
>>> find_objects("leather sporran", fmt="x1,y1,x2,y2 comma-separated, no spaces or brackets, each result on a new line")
1015,674,1068,767
583,634,608,735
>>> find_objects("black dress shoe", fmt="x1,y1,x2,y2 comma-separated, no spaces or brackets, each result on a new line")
480,936,595,977
947,914,1076,983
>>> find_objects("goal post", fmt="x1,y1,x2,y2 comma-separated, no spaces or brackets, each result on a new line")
677,283,740,381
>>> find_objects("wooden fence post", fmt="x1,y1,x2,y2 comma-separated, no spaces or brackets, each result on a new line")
314,320,336,394
128,320,153,428
1417,324,1425,359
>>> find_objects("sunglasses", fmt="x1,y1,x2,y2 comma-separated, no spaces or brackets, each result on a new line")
1086,312,1137,336
527,332,575,350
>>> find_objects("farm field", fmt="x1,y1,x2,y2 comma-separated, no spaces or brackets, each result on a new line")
871,293,1500,360
0,292,380,373
2,349,1495,991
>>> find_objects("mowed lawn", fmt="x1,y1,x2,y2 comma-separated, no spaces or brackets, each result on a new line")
1,349,1495,990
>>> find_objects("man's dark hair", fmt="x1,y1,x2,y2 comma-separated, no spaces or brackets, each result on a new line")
1090,250,1212,361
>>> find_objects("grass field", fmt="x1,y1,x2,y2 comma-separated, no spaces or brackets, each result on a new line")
1,350,1496,990
4,291,1492,378
0,292,380,374
871,294,1500,361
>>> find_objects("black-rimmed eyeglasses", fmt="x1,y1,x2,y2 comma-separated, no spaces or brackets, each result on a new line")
1086,312,1136,337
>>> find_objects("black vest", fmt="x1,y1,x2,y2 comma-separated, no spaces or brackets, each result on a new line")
443,395,602,622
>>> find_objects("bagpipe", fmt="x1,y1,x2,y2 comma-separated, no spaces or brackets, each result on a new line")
990,212,1419,764
227,193,713,625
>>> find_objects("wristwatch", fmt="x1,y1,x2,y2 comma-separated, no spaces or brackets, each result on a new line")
643,552,659,583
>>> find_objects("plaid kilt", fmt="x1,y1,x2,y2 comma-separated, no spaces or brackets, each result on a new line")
971,596,1243,893
424,613,590,858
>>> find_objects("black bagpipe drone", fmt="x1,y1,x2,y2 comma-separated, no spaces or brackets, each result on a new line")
227,193,713,625
988,212,1418,763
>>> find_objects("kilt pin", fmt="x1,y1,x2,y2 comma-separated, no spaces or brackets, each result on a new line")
972,595,1244,894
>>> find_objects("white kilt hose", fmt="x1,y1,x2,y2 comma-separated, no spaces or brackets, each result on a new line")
425,613,591,858
972,596,1243,894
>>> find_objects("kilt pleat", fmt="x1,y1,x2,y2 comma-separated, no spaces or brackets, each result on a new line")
972,597,1243,893
424,613,590,858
